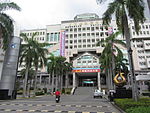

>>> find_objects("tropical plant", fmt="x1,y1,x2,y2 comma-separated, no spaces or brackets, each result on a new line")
64,62,73,88
47,54,59,93
0,1,21,50
19,68,35,97
19,32,48,97
97,0,145,101
97,31,126,90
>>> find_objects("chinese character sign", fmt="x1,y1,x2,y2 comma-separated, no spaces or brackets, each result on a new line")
72,68,100,73
60,31,66,56
108,26,113,35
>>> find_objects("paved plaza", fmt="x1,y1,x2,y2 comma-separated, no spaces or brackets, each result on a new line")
0,94,121,113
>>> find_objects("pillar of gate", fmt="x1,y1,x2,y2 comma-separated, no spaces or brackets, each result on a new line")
97,72,101,91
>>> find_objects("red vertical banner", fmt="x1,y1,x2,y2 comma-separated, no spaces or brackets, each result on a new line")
60,31,66,56
108,26,113,35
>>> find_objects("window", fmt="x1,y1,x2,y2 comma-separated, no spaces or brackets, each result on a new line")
70,28,73,32
91,27,94,31
78,28,81,32
83,33,86,37
74,40,77,43
70,40,73,44
74,34,77,38
74,45,77,48
78,40,81,43
87,27,90,30
78,34,81,37
87,39,90,42
74,28,77,32
83,39,86,43
82,28,86,31
92,39,95,42
87,33,90,36
78,45,81,48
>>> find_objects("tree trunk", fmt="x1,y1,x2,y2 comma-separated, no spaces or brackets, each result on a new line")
60,75,63,90
123,12,138,101
65,73,68,88
51,71,54,93
33,67,38,96
23,64,29,97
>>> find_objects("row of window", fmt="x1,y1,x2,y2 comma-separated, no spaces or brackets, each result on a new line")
65,26,112,32
66,32,109,38
132,25,150,30
133,31,150,35
24,32,45,36
65,24,110,28
65,44,99,49
65,38,103,43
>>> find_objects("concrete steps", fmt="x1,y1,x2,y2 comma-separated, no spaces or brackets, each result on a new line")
74,87,95,95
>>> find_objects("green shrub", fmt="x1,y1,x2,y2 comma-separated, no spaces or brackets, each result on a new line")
43,88,47,93
126,106,150,113
35,91,44,96
17,90,23,95
64,88,72,95
62,88,65,94
114,98,150,110
30,87,34,90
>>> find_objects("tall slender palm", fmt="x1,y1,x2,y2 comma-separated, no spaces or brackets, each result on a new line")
0,1,21,50
97,0,145,101
97,31,126,90
64,62,73,88
47,54,58,93
19,68,35,97
56,56,66,90
19,33,48,97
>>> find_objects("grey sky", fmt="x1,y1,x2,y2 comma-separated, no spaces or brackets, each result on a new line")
7,0,109,31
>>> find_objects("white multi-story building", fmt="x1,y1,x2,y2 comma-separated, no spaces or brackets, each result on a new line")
20,13,150,92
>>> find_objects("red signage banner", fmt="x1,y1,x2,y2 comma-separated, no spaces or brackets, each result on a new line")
72,69,100,73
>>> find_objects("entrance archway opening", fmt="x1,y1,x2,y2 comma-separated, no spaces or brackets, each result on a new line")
77,72,97,87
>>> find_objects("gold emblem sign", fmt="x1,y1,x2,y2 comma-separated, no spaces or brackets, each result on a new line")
114,72,126,86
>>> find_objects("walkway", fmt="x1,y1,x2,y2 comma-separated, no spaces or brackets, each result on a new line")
0,95,121,113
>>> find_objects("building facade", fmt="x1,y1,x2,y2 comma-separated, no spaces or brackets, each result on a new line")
20,13,150,92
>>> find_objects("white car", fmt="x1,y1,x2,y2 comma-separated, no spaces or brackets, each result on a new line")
93,89,103,98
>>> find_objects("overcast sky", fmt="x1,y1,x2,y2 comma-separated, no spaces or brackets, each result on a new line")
6,0,109,31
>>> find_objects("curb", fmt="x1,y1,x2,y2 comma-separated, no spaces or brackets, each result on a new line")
103,95,126,113
110,102,126,113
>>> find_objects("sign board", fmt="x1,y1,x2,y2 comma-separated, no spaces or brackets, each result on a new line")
72,68,100,73
60,31,65,56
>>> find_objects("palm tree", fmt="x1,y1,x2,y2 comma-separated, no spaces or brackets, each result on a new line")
97,0,145,101
97,31,126,90
19,33,48,97
47,54,58,93
0,1,21,50
19,68,35,97
64,62,73,88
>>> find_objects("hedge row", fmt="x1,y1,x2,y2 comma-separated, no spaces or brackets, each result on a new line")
126,106,150,113
114,98,150,110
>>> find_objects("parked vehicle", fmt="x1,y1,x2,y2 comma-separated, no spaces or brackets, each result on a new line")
93,89,103,98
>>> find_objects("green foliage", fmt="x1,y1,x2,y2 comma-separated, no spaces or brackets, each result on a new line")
30,87,34,90
35,91,44,96
126,106,150,113
61,88,65,94
64,88,72,95
17,90,23,95
114,98,150,110
43,88,47,93
0,2,21,50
